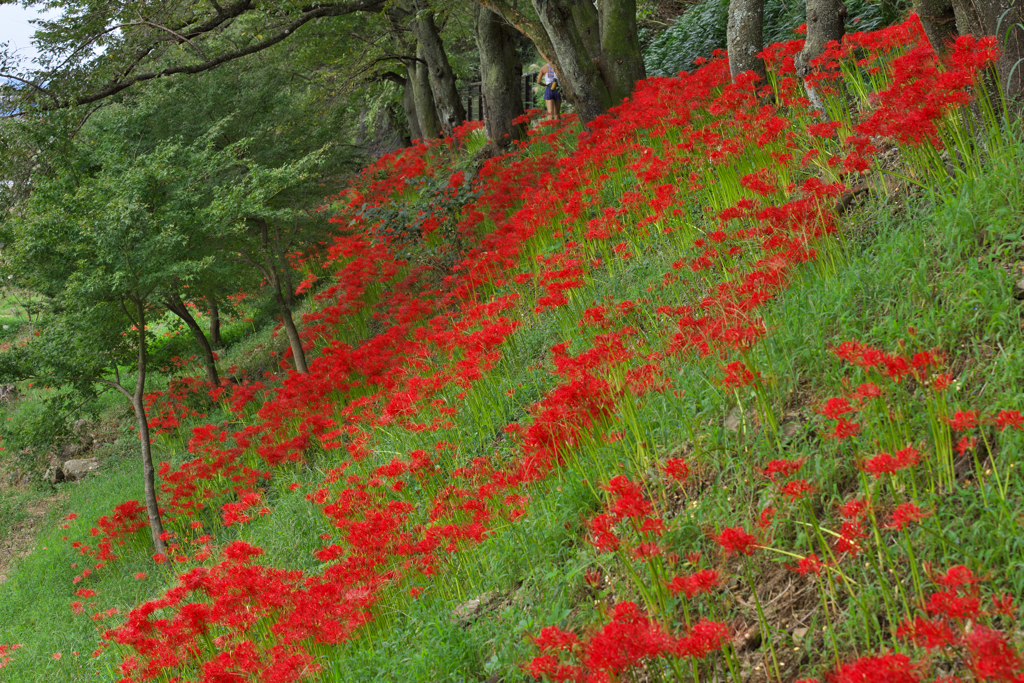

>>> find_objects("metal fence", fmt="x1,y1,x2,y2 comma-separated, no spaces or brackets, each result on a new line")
458,71,542,123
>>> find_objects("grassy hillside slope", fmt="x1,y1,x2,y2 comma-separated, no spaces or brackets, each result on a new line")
1,15,1023,683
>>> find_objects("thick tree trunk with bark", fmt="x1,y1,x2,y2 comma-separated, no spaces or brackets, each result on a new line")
474,5,526,149
728,0,767,82
402,75,424,142
411,5,467,136
796,0,847,76
164,293,220,386
598,0,646,103
476,0,645,123
917,0,959,52
952,0,1024,102
129,297,166,557
532,0,614,122
206,291,222,349
411,47,441,139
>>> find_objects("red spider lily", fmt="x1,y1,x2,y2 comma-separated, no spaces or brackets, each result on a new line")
945,410,979,431
586,514,621,553
720,360,757,388
956,435,977,457
534,626,580,652
860,448,919,478
662,457,691,482
675,618,730,659
854,382,882,400
994,409,1024,431
886,502,931,530
897,616,956,649
713,527,759,556
831,652,921,683
965,626,1022,681
780,479,816,502
787,553,825,576
760,457,806,481
603,476,653,519
828,417,861,440
666,569,722,598
932,565,983,589
925,588,982,620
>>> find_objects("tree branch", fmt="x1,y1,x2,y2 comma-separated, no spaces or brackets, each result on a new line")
0,73,60,107
124,20,212,59
43,0,385,109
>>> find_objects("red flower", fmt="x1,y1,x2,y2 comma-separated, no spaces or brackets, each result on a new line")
818,397,855,419
945,410,978,431
787,553,824,576
995,409,1024,431
829,417,861,440
663,458,691,482
886,503,930,530
831,652,921,683
897,616,955,649
713,527,759,556
666,569,721,598
780,479,816,502
534,625,579,652
761,457,805,481
965,626,1021,682
720,360,757,388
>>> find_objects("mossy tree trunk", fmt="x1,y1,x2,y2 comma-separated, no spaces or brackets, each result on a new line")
598,0,646,103
917,0,959,52
409,3,467,136
474,5,526,150
796,0,846,76
952,0,1024,102
472,0,645,123
727,0,767,82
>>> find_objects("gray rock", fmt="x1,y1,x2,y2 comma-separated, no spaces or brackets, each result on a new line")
1014,277,1024,301
44,465,65,485
59,442,90,461
62,458,100,482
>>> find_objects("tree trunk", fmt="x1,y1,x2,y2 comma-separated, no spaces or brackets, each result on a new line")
796,0,847,76
474,5,527,149
598,0,647,103
164,293,220,386
916,0,958,52
402,75,424,142
411,46,441,139
728,0,767,82
130,297,167,557
272,283,309,373
532,0,615,123
473,0,645,122
952,0,1024,102
265,263,308,373
206,291,222,349
410,5,467,136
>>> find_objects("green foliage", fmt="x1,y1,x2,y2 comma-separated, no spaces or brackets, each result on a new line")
643,0,912,77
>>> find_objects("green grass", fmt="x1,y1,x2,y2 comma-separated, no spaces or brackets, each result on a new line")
0,129,1022,683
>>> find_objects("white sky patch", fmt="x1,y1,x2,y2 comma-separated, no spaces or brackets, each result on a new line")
1,5,63,67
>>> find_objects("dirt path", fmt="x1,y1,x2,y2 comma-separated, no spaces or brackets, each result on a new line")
0,491,66,584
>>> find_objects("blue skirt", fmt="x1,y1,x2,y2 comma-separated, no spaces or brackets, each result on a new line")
544,85,562,102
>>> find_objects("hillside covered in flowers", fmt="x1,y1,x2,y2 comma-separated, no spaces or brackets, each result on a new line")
3,15,1024,683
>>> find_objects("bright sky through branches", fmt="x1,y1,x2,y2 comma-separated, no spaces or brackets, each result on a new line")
1,5,60,66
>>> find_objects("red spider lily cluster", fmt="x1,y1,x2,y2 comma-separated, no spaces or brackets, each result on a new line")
0,643,22,669
44,15,1024,683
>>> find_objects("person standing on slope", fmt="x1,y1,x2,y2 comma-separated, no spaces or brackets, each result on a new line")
537,64,562,122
